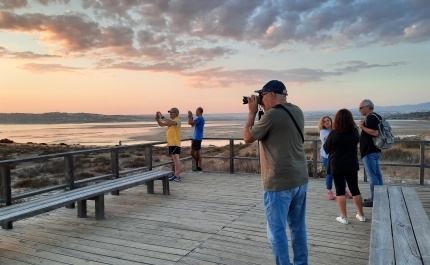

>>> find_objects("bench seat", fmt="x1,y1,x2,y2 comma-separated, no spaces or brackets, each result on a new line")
0,170,172,229
369,186,430,265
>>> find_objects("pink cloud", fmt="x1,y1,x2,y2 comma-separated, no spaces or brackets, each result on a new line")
18,63,83,73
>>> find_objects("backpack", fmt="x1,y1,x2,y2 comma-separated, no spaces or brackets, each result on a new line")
370,113,394,149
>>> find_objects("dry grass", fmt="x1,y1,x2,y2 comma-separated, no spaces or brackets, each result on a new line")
2,134,430,191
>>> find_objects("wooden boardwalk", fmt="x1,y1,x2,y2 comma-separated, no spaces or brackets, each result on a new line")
1,171,429,265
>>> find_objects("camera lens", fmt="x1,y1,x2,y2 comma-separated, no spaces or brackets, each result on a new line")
242,96,248,104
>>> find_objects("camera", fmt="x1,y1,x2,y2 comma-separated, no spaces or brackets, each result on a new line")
242,95,263,105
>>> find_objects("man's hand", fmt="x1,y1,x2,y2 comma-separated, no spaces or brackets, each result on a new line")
247,95,259,115
358,120,364,129
188,110,192,116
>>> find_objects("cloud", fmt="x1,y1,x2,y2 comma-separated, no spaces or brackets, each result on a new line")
0,0,28,10
18,63,83,73
182,60,405,88
80,0,430,48
333,60,407,73
189,46,237,60
106,61,189,73
35,0,70,5
0,46,60,59
1,0,426,82
0,11,102,52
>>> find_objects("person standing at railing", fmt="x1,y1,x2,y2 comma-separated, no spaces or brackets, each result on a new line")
358,99,383,207
155,107,182,182
323,109,366,224
188,107,205,173
318,116,353,200
244,80,309,265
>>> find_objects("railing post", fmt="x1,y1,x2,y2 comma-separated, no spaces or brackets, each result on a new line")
64,155,75,208
420,141,425,185
111,149,120,195
145,145,153,171
313,140,318,178
230,139,234,174
1,164,13,229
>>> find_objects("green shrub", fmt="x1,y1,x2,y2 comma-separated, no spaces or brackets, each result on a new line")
13,176,58,188
306,131,319,137
93,156,111,166
75,171,95,180
381,148,419,163
127,157,145,168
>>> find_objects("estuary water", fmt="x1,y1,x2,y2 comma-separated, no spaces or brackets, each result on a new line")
1,119,429,146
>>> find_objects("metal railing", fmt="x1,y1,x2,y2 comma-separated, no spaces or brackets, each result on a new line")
1,138,429,206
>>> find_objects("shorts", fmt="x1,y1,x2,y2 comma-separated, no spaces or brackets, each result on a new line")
191,140,202,150
168,146,181,154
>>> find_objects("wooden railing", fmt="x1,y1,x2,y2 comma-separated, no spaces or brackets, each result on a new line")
1,138,429,206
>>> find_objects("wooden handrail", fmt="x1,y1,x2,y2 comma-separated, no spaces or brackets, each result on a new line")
0,138,429,205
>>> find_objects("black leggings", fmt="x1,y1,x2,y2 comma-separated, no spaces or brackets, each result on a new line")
332,172,361,196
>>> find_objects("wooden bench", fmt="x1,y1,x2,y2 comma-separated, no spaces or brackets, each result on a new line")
0,170,172,229
369,186,430,264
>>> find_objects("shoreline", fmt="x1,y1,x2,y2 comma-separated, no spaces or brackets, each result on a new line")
2,118,430,146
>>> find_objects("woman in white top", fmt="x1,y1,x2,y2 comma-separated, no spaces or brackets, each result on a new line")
318,116,352,200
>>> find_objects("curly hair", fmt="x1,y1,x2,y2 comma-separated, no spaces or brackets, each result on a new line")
332,109,357,133
318,116,332,132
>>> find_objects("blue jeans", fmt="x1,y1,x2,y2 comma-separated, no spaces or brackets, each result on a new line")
362,152,383,201
264,183,308,265
322,157,346,190
322,157,333,190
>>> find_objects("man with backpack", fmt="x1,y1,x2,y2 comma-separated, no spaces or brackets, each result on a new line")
358,99,383,207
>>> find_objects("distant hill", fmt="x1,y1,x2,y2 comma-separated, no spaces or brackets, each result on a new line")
0,113,147,124
1,102,429,124
304,102,430,118
375,102,430,112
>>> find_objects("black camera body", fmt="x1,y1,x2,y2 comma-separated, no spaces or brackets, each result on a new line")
243,95,264,120
243,95,263,105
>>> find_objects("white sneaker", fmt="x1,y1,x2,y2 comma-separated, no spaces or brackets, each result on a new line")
336,216,348,224
356,214,366,222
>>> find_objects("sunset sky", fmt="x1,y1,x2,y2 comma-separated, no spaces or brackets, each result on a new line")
1,0,429,115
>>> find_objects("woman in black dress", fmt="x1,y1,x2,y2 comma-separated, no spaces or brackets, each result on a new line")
324,109,366,224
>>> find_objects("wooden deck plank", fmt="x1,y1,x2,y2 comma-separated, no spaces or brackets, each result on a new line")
1,171,429,265
402,187,430,265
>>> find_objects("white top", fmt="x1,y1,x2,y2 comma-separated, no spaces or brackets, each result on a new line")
320,129,330,158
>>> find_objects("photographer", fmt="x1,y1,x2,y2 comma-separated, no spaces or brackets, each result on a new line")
155,108,182,182
243,80,309,265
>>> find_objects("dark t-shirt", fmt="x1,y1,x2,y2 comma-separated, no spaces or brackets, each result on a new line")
360,112,381,158
324,129,359,174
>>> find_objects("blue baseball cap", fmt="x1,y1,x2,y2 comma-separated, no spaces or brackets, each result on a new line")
254,80,288,95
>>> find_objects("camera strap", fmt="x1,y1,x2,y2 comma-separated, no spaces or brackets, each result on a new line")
273,104,304,143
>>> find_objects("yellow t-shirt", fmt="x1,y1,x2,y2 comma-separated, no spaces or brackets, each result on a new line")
166,117,181,146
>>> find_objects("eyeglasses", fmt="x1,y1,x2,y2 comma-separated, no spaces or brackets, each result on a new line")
359,106,367,110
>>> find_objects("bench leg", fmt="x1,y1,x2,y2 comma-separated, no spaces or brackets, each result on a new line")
93,195,105,220
162,177,170,195
147,180,154,194
77,200,87,218
2,222,13,230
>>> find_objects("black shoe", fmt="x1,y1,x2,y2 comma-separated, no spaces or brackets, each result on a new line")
197,167,203,173
363,200,373,207
364,198,372,202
